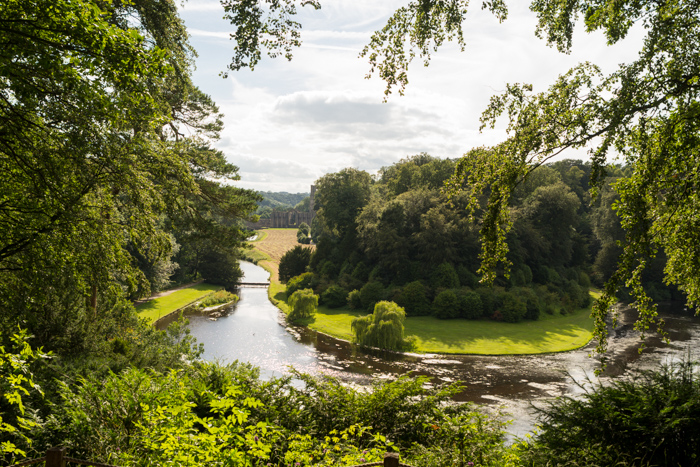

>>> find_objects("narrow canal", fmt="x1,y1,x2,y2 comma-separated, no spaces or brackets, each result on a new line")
161,261,700,438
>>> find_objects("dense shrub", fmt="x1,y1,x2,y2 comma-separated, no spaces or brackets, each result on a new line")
456,265,478,288
296,222,311,244
430,262,459,290
432,289,460,319
499,293,526,323
287,288,318,323
458,289,483,319
321,285,348,309
396,281,431,316
285,272,318,297
512,287,542,321
578,270,591,288
352,301,408,351
534,265,562,285
351,262,370,282
347,289,362,309
476,287,503,316
561,279,590,312
360,281,384,311
319,259,339,278
520,360,700,467
279,246,313,283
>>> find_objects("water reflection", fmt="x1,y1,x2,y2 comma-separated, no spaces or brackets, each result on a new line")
172,262,700,437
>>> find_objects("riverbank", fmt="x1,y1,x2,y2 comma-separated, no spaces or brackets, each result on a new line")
246,229,595,355
135,283,226,324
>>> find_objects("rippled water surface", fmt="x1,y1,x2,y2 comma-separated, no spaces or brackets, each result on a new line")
172,262,700,437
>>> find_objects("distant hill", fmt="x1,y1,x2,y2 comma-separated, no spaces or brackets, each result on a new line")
258,191,308,209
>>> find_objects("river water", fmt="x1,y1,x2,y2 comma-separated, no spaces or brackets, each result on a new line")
164,261,700,438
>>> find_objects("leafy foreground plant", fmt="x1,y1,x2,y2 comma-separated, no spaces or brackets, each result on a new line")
518,359,700,466
43,362,516,467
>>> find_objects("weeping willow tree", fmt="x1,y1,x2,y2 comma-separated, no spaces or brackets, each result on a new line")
287,288,318,323
352,301,407,351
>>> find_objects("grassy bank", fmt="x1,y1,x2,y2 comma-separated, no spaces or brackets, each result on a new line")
246,230,595,354
135,283,223,324
296,302,594,354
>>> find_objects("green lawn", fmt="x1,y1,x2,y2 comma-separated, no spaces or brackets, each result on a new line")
299,306,364,341
403,307,594,354
303,302,595,355
135,283,222,324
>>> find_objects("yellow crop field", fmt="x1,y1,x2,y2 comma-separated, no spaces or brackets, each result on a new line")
248,228,314,282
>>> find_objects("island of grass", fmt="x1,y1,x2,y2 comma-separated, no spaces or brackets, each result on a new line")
135,283,237,324
247,229,596,355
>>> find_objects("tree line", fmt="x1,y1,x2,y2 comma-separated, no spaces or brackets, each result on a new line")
279,154,683,332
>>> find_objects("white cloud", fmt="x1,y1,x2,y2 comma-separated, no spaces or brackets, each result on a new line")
180,1,223,12
189,28,229,39
180,1,646,192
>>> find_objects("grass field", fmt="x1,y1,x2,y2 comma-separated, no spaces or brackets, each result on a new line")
135,283,222,324
298,303,594,354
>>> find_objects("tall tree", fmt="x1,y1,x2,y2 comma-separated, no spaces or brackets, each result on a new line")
0,0,258,348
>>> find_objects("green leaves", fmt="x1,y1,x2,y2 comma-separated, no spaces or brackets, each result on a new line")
0,328,50,460
221,0,321,75
361,0,470,99
59,367,276,466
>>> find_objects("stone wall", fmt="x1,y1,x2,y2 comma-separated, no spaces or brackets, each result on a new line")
246,185,316,230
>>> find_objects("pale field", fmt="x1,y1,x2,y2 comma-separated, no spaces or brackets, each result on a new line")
249,228,314,282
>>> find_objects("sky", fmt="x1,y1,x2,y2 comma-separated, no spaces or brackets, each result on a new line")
179,1,645,194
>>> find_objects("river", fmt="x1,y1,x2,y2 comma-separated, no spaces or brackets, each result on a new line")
160,261,700,438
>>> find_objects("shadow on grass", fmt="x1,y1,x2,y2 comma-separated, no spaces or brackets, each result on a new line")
135,301,159,313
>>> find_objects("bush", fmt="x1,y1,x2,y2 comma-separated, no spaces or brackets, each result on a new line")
578,270,591,288
347,289,362,309
287,289,318,323
432,289,460,319
321,285,348,309
279,246,313,283
512,287,542,321
458,289,483,319
285,272,318,297
319,259,339,278
351,301,408,351
499,292,526,323
396,281,431,316
520,360,700,467
457,265,478,288
561,279,590,312
476,287,503,316
296,223,311,244
351,262,370,282
360,281,384,311
430,262,459,290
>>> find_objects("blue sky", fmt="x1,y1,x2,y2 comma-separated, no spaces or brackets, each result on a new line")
179,1,644,193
